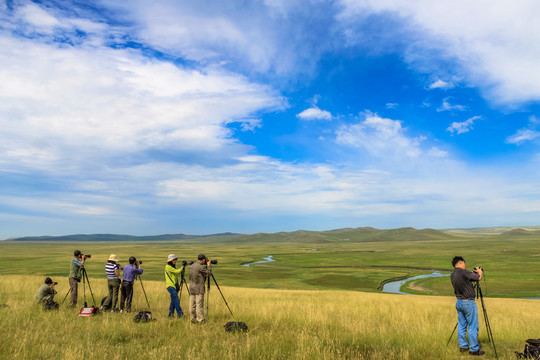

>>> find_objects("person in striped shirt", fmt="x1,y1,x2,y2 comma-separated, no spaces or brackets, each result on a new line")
102,254,121,312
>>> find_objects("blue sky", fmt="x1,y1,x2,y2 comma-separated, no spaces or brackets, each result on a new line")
1,0,540,238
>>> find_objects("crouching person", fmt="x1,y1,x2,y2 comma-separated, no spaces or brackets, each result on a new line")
36,277,58,309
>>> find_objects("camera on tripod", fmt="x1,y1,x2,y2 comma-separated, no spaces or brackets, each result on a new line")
182,260,194,266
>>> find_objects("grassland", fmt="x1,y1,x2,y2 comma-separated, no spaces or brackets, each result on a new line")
1,275,540,359
2,227,540,359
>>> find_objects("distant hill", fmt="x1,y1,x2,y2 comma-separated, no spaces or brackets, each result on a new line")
7,233,239,242
443,225,540,235
6,225,540,243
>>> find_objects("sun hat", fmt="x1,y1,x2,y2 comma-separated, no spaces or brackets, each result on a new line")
167,254,178,262
108,254,119,262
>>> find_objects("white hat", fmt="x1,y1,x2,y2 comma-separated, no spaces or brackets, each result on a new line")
167,254,178,262
108,254,119,262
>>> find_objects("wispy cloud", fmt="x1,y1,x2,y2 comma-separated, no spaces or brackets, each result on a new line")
447,116,482,135
336,113,424,158
437,97,466,112
506,116,540,145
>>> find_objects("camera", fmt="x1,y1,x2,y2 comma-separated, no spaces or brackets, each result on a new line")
182,260,194,266
209,259,218,265
138,260,143,264
473,266,483,272
52,282,58,286
83,254,91,259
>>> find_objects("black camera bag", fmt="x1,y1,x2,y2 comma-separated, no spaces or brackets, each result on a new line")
43,298,59,310
516,339,540,359
224,321,248,332
134,311,153,323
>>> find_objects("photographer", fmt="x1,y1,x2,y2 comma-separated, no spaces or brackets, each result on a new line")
119,256,143,313
102,254,121,312
450,256,484,356
36,277,57,304
68,250,87,307
164,254,185,318
189,254,212,324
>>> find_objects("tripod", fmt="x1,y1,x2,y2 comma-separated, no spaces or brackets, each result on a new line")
178,271,191,303
136,275,151,310
61,267,96,307
447,281,498,359
205,273,234,320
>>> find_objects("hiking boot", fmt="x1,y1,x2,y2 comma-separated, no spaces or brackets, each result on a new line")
469,350,485,356
459,347,469,352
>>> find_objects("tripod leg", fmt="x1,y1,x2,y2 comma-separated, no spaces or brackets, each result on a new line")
83,269,97,306
211,274,234,317
206,276,210,320
446,322,458,346
61,287,72,305
138,276,151,310
477,285,498,359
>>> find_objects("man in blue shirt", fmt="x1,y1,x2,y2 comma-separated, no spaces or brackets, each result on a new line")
120,256,143,313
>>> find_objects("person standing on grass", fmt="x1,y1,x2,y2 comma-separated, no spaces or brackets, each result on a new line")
451,256,484,356
119,256,143,313
189,254,212,324
68,250,86,307
164,254,185,318
102,254,121,312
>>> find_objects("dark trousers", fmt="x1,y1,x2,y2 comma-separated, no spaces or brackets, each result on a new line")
103,278,121,309
120,280,134,312
68,277,79,306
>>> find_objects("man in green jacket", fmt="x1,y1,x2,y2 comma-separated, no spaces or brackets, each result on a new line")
68,250,87,307
189,254,212,324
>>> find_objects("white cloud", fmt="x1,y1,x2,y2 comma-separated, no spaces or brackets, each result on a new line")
0,32,283,175
506,129,540,145
437,97,466,112
428,79,454,90
386,102,398,109
339,0,540,105
335,113,424,158
447,115,482,135
297,107,333,121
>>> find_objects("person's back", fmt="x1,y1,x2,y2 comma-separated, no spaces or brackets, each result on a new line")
189,261,207,295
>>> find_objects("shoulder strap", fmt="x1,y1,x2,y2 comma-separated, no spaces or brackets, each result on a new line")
165,269,178,286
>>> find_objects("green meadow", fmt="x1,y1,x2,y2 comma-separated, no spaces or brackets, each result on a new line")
2,227,540,359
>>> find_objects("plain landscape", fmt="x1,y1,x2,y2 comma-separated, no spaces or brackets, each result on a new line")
2,226,540,359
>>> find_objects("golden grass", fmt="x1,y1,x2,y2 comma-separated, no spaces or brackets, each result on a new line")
1,275,539,359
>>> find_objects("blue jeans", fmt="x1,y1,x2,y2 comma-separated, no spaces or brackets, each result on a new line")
167,287,184,318
456,299,479,351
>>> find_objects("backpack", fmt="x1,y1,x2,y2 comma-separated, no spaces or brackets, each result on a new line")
100,296,111,311
224,321,248,332
134,311,153,323
516,339,540,359
43,298,59,310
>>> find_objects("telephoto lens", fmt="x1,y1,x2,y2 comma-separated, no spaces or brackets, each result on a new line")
210,260,218,265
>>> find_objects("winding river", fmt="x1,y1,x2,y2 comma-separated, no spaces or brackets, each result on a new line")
242,255,276,267
381,272,450,295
